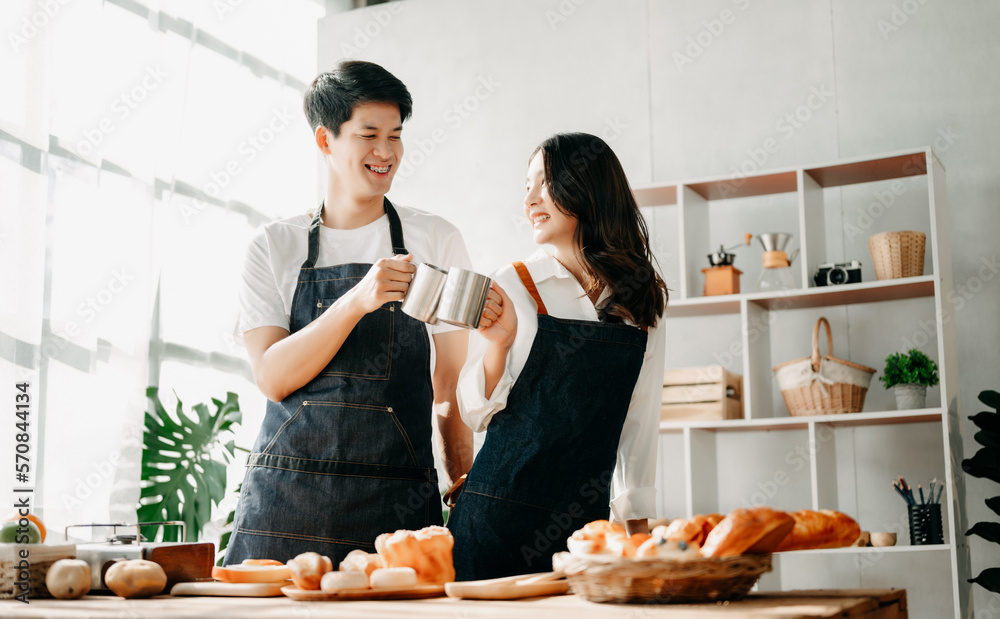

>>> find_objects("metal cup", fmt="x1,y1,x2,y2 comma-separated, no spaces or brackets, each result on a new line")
436,267,492,329
401,263,448,325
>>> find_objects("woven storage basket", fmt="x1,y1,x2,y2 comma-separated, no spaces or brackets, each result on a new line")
772,317,876,416
0,544,76,599
552,551,771,604
868,231,926,280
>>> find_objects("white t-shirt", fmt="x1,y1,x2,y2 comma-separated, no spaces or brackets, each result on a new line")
457,249,665,522
236,203,473,343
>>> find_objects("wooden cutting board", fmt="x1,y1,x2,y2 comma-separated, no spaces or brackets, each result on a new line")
281,584,445,601
170,581,287,597
445,579,569,600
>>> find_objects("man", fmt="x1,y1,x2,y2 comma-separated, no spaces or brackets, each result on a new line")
225,61,473,565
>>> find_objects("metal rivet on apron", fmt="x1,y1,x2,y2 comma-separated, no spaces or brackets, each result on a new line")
317,301,323,308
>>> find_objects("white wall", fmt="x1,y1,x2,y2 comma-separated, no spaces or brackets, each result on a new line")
319,1,1000,615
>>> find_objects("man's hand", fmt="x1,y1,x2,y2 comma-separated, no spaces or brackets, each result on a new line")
346,254,416,314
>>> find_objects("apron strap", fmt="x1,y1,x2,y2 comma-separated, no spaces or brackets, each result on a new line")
302,204,324,269
512,261,548,316
301,197,408,269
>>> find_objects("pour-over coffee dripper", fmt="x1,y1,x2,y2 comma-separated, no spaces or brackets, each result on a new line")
755,233,799,291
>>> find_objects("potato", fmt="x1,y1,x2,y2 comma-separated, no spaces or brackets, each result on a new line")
45,559,91,599
104,559,167,599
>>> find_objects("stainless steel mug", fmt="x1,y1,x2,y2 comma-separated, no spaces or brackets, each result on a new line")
401,263,448,325
436,267,492,329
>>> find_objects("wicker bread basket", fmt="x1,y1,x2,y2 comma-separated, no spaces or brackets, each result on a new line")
772,317,876,416
0,544,76,599
552,551,771,604
868,231,926,280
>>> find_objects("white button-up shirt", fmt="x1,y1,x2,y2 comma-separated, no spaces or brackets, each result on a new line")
458,249,665,521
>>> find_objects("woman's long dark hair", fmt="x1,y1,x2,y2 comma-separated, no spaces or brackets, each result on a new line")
532,132,668,329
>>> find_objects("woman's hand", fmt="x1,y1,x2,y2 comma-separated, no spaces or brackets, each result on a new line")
346,254,416,314
477,281,517,349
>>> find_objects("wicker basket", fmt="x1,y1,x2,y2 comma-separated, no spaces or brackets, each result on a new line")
868,231,926,280
772,317,876,416
552,551,771,604
0,544,77,599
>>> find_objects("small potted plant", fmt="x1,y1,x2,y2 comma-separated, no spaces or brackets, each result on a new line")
880,348,939,409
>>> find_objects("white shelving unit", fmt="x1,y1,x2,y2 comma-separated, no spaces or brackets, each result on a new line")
636,148,969,619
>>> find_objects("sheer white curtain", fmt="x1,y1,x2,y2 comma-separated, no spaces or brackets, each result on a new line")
0,0,320,541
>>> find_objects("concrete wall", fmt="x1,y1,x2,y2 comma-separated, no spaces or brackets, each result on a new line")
319,1,1000,615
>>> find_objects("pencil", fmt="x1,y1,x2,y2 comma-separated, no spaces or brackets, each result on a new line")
929,479,936,504
919,484,925,505
936,484,944,503
892,481,912,505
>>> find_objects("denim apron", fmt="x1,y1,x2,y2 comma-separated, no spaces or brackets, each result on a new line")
449,261,647,580
225,198,441,566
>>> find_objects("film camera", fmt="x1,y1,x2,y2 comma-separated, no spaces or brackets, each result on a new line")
814,260,863,286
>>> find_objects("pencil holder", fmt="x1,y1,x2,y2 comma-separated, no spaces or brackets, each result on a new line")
908,503,943,545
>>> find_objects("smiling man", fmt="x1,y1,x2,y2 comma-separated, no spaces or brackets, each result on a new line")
225,61,473,565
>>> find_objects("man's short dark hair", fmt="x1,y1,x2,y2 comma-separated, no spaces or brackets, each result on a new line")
303,60,412,136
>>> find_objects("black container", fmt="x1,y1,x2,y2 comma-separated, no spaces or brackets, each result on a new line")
908,503,943,545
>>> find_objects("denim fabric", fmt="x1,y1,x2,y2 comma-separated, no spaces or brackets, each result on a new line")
450,311,647,581
225,200,441,566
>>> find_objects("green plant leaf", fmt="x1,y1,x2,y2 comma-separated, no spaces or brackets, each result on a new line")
980,390,1000,412
969,568,1000,593
966,522,1000,544
970,411,1000,433
962,449,1000,485
880,349,939,389
974,430,1000,451
986,496,1000,519
139,387,241,543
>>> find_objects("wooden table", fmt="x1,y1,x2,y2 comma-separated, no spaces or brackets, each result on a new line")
5,589,906,618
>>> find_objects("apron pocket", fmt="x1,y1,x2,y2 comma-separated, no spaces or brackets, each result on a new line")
264,400,419,467
317,300,395,380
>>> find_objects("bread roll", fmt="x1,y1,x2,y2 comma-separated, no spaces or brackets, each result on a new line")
339,549,382,576
605,532,651,558
374,525,455,585
288,552,333,590
774,510,861,552
635,536,700,559
660,513,723,547
370,567,417,589
566,520,627,556
700,507,794,557
320,570,369,591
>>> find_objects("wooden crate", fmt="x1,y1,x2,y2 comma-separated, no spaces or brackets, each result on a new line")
661,365,743,422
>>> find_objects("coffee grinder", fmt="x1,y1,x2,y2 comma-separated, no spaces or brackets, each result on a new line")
702,234,752,296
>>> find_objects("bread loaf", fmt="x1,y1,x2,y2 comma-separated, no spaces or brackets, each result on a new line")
773,510,861,551
374,525,455,585
700,507,794,557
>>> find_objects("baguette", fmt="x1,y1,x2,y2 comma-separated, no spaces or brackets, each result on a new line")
773,510,861,552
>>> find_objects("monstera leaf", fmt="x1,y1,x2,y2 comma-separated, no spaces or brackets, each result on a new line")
138,387,241,542
968,568,1000,594
964,389,1000,594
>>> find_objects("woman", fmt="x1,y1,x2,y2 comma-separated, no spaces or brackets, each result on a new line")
448,132,668,580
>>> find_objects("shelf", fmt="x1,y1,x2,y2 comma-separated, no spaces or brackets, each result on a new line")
659,408,943,433
665,275,935,317
632,146,935,207
774,543,950,556
804,151,927,188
